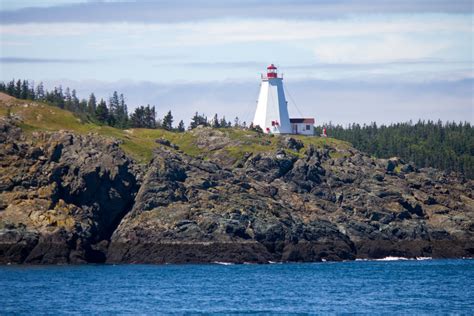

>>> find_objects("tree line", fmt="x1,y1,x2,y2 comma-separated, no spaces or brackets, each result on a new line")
0,79,257,132
316,121,474,179
0,79,187,130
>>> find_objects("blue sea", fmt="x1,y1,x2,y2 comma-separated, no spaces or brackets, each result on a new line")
1,259,473,314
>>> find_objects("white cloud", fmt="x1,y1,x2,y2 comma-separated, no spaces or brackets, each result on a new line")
1,15,470,40
1,15,471,83
313,35,449,63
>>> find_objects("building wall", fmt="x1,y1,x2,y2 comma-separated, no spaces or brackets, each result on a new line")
291,123,314,135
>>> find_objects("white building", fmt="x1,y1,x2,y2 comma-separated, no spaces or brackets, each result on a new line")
253,64,314,135
290,118,315,135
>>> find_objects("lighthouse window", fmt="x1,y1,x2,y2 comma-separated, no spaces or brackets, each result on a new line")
306,125,311,130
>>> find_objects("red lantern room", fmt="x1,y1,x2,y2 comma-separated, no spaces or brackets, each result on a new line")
267,64,278,78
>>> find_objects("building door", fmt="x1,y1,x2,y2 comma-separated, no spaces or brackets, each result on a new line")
292,124,298,134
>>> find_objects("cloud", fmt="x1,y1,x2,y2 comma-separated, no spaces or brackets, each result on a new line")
1,16,469,42
0,57,96,63
0,0,472,24
313,35,449,63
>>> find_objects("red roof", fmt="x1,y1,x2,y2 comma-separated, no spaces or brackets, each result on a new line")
267,64,277,70
290,118,315,124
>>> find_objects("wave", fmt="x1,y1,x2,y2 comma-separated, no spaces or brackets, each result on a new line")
213,261,234,265
356,256,433,261
375,256,411,261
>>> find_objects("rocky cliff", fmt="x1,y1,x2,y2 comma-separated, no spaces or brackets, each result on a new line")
1,119,473,264
0,119,140,263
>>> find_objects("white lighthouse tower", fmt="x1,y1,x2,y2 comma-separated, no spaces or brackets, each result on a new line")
253,64,292,134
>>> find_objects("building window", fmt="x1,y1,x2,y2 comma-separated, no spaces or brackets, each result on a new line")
306,125,311,130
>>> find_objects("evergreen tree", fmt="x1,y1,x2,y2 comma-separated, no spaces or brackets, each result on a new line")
6,80,15,95
162,110,174,130
29,81,35,100
148,105,157,128
219,116,228,128
189,112,208,129
87,93,97,114
130,106,144,128
131,105,157,129
15,80,22,98
234,116,240,128
56,86,65,109
20,80,29,99
212,113,220,128
95,99,109,123
64,87,72,111
108,91,120,126
79,99,88,114
177,120,185,132
35,82,45,100
117,93,128,128
71,89,80,112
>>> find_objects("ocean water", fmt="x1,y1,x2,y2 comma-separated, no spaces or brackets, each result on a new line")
1,259,473,314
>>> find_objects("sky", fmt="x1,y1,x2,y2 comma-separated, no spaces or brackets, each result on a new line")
0,0,472,125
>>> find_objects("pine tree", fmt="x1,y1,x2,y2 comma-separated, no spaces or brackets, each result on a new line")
234,116,240,128
130,106,144,128
162,110,174,130
6,80,15,95
28,81,35,100
79,99,87,114
117,93,128,128
20,80,29,99
71,89,80,112
190,112,207,129
177,120,185,132
64,87,72,111
95,99,109,123
219,116,227,128
56,86,65,109
87,93,97,114
190,112,199,129
35,82,45,100
147,105,157,128
212,114,220,128
15,80,22,98
108,91,120,126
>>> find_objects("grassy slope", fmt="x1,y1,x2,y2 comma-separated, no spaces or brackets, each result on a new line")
0,94,350,163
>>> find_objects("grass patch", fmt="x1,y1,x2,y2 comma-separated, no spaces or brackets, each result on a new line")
1,95,352,164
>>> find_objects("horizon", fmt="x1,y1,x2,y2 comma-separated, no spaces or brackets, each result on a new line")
0,0,472,125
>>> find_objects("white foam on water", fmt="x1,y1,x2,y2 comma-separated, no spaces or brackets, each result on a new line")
374,256,411,261
213,261,234,265
357,257,435,262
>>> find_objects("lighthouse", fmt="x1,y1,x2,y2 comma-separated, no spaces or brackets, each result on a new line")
253,64,315,135
253,64,292,134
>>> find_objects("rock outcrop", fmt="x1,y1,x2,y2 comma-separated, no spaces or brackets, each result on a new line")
108,136,474,263
1,120,473,264
0,119,140,263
